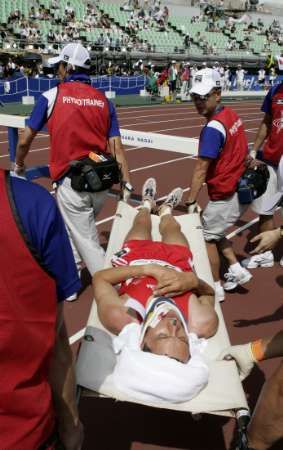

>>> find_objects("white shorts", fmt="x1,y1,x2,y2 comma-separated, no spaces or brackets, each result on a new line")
202,192,248,241
251,164,279,216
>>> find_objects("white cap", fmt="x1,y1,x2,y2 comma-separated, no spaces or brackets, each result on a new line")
262,156,283,212
48,43,91,69
190,68,221,96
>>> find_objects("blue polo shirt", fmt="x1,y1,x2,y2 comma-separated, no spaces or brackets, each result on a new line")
198,107,226,159
10,175,81,302
27,73,120,137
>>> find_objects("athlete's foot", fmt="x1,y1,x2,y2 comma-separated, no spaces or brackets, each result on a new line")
159,187,183,215
141,177,157,211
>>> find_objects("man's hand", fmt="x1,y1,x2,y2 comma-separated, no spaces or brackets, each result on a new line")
218,343,256,380
122,181,134,203
185,200,202,214
13,161,26,177
250,229,281,254
144,265,199,297
245,155,264,169
58,420,84,450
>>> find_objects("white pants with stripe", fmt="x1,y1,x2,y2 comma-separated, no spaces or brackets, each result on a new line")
56,177,107,275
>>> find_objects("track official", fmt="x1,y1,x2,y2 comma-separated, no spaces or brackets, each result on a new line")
185,68,251,302
243,75,283,269
0,170,82,449
15,43,132,277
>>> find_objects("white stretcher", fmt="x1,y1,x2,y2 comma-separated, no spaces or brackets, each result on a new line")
76,201,250,446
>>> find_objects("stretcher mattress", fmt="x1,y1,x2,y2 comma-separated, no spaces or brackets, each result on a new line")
76,201,248,416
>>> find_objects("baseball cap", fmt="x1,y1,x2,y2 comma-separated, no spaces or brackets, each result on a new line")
48,43,91,69
262,156,283,212
190,68,221,96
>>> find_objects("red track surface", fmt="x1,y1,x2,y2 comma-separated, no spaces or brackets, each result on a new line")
1,100,282,450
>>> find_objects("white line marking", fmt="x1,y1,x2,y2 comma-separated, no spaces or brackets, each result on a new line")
131,155,195,173
0,146,49,159
69,328,86,345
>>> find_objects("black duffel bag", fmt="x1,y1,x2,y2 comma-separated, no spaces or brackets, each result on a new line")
237,164,270,204
69,154,121,193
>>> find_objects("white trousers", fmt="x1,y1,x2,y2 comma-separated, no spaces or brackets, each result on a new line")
56,177,108,275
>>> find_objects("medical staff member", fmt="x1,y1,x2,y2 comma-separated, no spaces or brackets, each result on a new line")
220,330,283,450
242,76,283,269
0,170,83,449
15,43,132,277
185,68,252,302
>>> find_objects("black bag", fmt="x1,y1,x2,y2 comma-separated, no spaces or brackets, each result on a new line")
237,164,270,204
69,154,121,193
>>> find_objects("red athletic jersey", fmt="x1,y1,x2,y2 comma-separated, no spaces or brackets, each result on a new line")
0,170,57,449
48,82,110,180
263,83,283,165
204,107,248,200
112,240,194,321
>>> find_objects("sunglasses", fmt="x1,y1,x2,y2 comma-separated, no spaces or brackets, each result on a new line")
190,92,213,101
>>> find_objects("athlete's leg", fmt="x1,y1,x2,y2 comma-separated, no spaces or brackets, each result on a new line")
248,362,283,450
158,187,187,246
125,178,156,242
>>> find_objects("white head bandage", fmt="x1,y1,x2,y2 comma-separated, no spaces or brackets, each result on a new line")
112,322,209,404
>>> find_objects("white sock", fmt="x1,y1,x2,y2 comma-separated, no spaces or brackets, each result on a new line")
159,206,172,217
214,281,222,290
230,262,243,274
141,200,152,211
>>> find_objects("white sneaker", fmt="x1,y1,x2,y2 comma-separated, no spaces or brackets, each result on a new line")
241,251,274,269
162,187,183,209
65,293,78,302
214,283,225,302
142,177,157,208
223,267,252,291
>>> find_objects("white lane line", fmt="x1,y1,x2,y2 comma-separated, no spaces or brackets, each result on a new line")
0,146,49,159
118,106,262,119
69,328,86,345
131,155,195,173
119,112,262,128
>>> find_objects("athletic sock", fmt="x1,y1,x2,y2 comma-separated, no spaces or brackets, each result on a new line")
141,200,152,211
230,262,243,274
214,281,222,290
159,206,172,217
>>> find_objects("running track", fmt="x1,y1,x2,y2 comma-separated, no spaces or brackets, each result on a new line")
0,100,282,450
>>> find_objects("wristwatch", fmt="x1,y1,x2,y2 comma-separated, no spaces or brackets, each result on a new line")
122,181,134,192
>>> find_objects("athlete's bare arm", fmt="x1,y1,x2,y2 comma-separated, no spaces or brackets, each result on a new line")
188,293,218,339
93,266,149,334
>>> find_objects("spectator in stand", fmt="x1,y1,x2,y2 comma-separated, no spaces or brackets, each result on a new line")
180,63,190,99
236,64,245,90
257,67,266,89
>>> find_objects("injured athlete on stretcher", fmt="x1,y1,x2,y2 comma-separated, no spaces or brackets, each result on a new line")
93,179,219,403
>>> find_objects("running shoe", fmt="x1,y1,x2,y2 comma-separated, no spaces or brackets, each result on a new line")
223,267,252,291
142,177,157,207
241,251,274,269
162,187,183,210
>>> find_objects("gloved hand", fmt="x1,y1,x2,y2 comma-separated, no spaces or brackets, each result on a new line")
122,181,134,203
186,200,202,214
218,343,257,380
123,188,132,203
